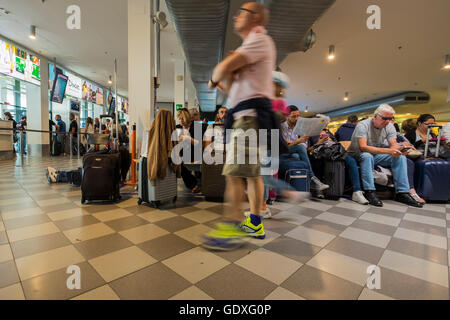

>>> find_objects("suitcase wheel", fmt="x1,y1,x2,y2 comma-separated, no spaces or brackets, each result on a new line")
172,196,177,204
138,199,143,205
81,197,86,204
151,201,161,208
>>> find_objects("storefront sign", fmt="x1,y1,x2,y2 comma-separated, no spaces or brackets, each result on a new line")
66,72,82,99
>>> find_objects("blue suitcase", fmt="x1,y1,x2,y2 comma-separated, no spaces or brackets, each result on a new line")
414,159,450,201
279,159,310,192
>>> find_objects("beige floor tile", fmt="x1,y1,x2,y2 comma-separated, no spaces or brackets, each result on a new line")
358,288,395,300
92,209,133,222
0,244,13,263
235,248,302,285
174,224,213,246
422,205,446,213
36,198,72,207
47,208,89,221
163,247,230,284
0,283,25,300
335,201,370,212
0,197,35,207
299,201,333,212
193,202,219,210
264,287,306,300
0,189,25,196
0,221,4,232
119,224,169,244
403,213,446,228
27,190,59,196
359,212,401,227
115,198,139,208
272,211,311,226
182,210,221,224
393,228,447,249
379,250,449,288
15,245,85,281
7,222,60,243
72,285,120,300
285,226,336,248
306,249,372,286
382,202,407,213
169,285,214,300
138,210,177,223
89,246,156,282
1,207,45,221
446,214,450,221
340,227,391,248
63,223,115,243
316,212,356,226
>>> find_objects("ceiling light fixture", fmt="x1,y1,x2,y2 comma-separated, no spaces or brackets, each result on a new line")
344,92,349,101
305,106,309,112
108,75,112,85
29,25,36,40
444,54,450,70
327,45,335,60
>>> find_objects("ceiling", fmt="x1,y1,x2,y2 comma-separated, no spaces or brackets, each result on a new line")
0,0,449,113
280,0,450,113
0,0,196,104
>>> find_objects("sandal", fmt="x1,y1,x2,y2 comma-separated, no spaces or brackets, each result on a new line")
410,193,425,204
191,185,200,193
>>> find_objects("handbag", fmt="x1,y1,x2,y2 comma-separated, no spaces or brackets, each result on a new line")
406,149,422,160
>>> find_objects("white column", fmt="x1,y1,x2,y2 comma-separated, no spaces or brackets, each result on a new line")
174,59,185,109
128,0,155,154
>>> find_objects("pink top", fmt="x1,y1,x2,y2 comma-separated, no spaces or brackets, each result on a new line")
227,26,276,109
272,99,289,115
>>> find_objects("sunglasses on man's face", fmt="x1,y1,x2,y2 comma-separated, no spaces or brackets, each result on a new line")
377,114,394,121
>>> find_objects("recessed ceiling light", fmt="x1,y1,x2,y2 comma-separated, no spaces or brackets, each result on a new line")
343,92,349,101
29,25,36,40
327,45,335,61
444,54,450,70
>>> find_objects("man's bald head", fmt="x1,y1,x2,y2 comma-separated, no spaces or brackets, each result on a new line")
243,2,270,26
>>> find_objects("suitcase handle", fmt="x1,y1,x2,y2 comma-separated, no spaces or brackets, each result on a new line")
425,125,443,158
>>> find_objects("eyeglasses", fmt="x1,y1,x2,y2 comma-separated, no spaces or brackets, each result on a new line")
235,7,257,17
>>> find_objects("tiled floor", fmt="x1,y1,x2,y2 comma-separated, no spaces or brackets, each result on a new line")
0,155,449,300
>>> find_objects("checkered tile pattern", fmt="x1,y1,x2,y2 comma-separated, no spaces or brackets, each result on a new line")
0,155,449,300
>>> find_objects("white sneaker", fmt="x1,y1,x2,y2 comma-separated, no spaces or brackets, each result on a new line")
244,208,272,219
310,176,329,191
352,191,369,205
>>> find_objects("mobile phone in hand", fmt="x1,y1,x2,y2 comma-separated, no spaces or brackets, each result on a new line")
400,147,411,153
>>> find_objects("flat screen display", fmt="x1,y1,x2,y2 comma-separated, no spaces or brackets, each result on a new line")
50,73,69,103
70,100,80,113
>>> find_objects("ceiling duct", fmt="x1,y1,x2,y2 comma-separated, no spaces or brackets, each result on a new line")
165,0,229,112
324,91,431,118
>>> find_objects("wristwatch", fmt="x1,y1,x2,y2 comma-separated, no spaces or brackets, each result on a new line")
209,78,219,88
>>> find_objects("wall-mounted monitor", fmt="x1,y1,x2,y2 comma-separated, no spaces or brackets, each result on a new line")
50,72,68,104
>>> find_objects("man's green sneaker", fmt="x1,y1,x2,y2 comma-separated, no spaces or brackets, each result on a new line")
202,222,247,251
240,216,266,239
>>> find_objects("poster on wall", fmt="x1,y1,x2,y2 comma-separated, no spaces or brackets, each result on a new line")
0,40,40,85
66,72,82,99
121,98,128,114
81,81,103,105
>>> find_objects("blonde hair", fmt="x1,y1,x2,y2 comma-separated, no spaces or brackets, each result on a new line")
375,104,395,116
177,109,191,127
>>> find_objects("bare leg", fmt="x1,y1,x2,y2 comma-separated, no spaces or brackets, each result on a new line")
246,176,264,217
224,176,246,221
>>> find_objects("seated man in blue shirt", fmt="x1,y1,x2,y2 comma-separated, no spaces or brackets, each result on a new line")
281,105,329,191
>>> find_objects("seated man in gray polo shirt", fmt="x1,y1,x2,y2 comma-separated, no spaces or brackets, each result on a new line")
348,104,422,208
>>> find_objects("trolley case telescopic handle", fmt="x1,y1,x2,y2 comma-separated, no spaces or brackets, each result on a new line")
424,124,443,158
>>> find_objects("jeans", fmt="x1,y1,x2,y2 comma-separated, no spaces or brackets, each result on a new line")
56,171,68,183
345,155,361,192
355,152,410,193
287,144,315,177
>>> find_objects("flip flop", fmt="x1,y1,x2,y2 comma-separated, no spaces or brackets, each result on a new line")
410,193,425,204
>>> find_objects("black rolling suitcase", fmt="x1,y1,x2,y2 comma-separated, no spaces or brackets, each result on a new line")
323,160,345,200
51,135,62,156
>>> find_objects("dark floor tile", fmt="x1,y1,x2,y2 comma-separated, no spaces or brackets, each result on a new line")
124,205,158,215
53,215,101,231
407,206,446,219
167,206,199,215
41,202,79,214
154,216,198,233
294,207,324,218
0,260,20,289
30,194,62,201
137,234,196,261
0,193,24,201
196,264,277,300
398,220,447,237
281,265,363,300
4,214,51,230
21,261,105,300
326,206,364,218
263,236,321,264
10,232,71,259
325,237,385,265
110,263,191,300
387,238,448,266
376,267,449,300
73,233,134,260
212,242,259,263
302,218,347,236
83,204,121,214
350,219,397,236
104,215,149,232
366,207,405,219
0,202,39,213
260,219,298,235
